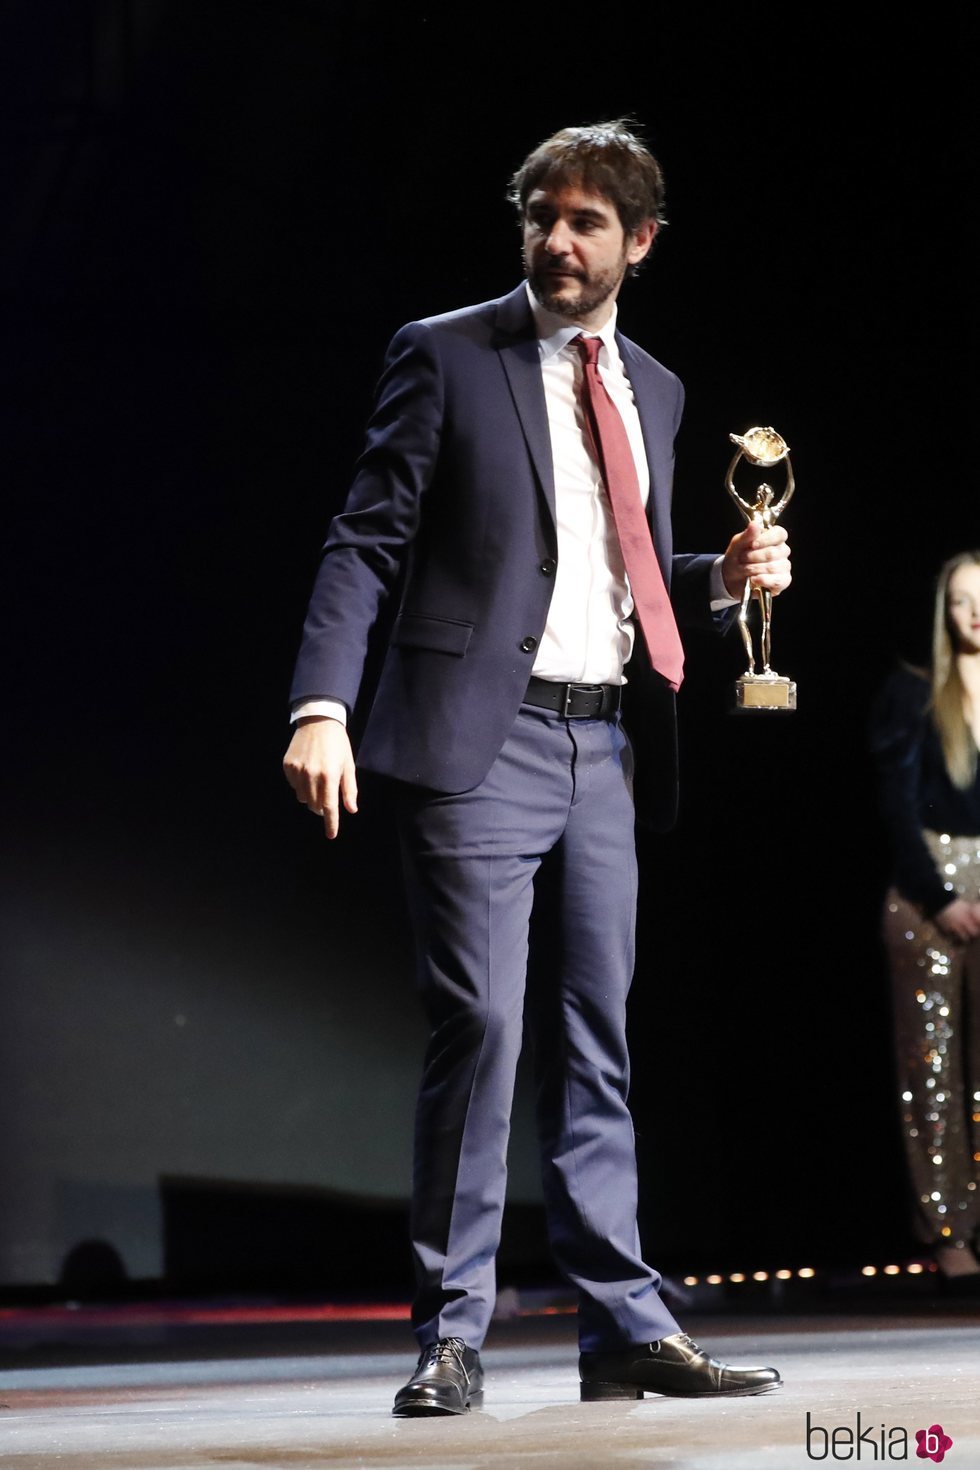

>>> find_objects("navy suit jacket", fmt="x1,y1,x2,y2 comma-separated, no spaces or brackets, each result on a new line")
290,284,726,831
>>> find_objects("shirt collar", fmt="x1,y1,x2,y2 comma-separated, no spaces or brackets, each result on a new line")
525,281,619,363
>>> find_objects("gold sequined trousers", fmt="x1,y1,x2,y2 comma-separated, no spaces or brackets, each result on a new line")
882,832,980,1250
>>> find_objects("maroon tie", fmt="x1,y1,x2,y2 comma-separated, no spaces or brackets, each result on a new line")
572,333,684,692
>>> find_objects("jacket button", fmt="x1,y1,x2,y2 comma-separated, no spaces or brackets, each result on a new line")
519,636,538,653
539,558,556,576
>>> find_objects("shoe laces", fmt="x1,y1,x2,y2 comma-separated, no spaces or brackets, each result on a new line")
424,1337,466,1367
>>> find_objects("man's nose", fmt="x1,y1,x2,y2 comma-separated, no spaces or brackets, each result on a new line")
545,220,572,253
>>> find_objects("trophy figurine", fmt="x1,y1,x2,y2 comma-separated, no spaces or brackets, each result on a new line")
725,425,796,711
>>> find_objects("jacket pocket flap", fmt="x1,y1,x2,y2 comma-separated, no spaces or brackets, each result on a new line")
391,613,474,656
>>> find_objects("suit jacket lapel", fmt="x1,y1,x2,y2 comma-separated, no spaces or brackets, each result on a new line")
493,285,556,533
490,292,674,564
618,334,674,586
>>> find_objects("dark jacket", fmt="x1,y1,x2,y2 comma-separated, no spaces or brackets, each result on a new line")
290,284,727,831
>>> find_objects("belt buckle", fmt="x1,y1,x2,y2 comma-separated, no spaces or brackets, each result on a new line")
563,682,602,717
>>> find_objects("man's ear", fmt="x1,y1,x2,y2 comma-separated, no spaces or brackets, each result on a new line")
627,219,658,266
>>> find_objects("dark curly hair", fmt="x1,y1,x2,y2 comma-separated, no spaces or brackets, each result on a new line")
507,118,667,235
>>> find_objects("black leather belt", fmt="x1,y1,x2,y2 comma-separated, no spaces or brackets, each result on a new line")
524,675,622,719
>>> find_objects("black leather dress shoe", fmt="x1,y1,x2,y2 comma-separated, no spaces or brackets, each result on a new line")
580,1332,781,1401
392,1337,484,1416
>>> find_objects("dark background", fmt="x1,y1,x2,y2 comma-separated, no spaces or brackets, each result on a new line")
1,2,973,1299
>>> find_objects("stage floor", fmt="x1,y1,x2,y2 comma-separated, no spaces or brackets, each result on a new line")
1,1306,978,1469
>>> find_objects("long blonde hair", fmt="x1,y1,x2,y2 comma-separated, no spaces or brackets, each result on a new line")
931,549,980,789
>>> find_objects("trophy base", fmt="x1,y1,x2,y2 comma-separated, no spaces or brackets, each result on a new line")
734,673,797,712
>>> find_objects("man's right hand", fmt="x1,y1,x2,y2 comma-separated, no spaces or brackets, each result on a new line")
282,717,358,839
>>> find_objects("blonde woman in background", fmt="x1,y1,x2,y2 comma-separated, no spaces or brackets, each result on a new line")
871,551,980,1286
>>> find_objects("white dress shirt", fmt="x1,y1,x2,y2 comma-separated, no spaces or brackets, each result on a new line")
526,288,645,685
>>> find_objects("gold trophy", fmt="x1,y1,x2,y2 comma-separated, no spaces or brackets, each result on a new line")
725,426,796,711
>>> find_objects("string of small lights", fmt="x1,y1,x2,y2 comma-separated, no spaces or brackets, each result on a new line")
679,1262,938,1287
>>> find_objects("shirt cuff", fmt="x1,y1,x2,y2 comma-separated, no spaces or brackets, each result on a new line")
290,699,348,727
709,555,738,611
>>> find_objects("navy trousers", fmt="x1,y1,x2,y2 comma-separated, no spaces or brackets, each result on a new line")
395,701,680,1353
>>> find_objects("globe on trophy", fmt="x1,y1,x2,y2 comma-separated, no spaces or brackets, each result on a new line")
725,426,796,711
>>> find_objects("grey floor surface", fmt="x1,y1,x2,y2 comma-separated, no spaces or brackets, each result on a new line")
1,1310,978,1470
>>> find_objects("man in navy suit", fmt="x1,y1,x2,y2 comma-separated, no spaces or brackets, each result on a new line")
284,120,790,1414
